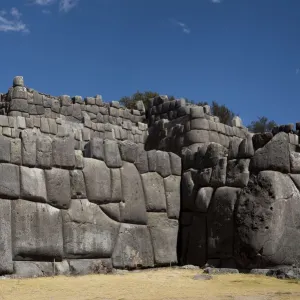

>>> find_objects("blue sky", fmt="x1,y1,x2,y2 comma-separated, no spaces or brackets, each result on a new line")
0,0,300,126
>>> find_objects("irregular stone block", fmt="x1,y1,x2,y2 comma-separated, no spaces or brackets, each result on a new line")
0,135,11,163
120,162,147,224
36,135,52,168
156,150,172,177
40,117,50,133
0,200,13,274
250,132,290,173
100,203,121,222
195,187,214,212
111,168,123,202
208,187,240,258
83,158,111,204
52,136,75,169
45,168,71,209
252,132,273,150
10,138,21,165
210,157,227,187
12,200,63,260
191,107,204,119
202,142,228,168
147,150,157,172
0,164,20,199
13,76,24,87
185,130,210,145
148,213,178,265
112,224,154,268
70,170,86,199
119,140,138,163
21,129,37,167
75,150,84,169
197,168,212,187
169,152,181,175
236,171,300,268
10,99,28,112
104,140,122,168
20,167,47,203
190,118,209,130
141,172,167,212
238,134,254,158
134,148,149,173
68,259,112,275
13,261,53,278
226,159,250,187
290,151,300,173
85,137,104,160
228,137,242,159
164,175,181,219
62,199,120,258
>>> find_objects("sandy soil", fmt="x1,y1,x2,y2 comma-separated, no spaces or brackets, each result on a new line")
0,268,299,300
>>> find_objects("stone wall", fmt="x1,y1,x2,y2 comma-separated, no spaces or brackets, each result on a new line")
0,76,300,278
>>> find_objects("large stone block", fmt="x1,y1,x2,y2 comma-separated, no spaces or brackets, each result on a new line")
12,200,63,260
156,150,172,177
62,199,120,258
169,152,182,175
235,171,300,268
36,135,52,168
0,164,20,199
147,150,157,172
134,148,149,173
181,170,197,211
68,259,112,275
10,98,28,112
83,158,111,204
112,224,154,268
164,175,181,219
45,168,71,209
195,187,214,213
207,187,240,259
119,140,138,163
290,151,300,173
0,200,13,274
111,168,123,202
185,130,210,145
84,137,104,160
20,167,47,203
104,140,122,168
226,159,250,188
120,162,147,224
10,138,21,165
148,213,178,265
52,136,75,169
21,129,37,167
13,261,53,278
100,203,121,222
70,170,86,199
0,136,11,163
210,157,227,187
250,132,290,173
141,172,167,212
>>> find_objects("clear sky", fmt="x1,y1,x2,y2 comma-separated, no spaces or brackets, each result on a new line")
0,0,300,126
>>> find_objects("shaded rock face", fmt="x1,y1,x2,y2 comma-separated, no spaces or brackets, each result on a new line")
235,171,300,268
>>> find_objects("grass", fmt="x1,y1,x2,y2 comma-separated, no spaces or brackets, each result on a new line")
0,268,299,300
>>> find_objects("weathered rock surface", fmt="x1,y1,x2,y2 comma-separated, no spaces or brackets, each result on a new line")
12,200,63,260
148,213,178,265
68,259,113,275
120,162,147,224
0,163,20,199
235,171,300,268
112,224,154,268
164,175,181,219
62,199,120,258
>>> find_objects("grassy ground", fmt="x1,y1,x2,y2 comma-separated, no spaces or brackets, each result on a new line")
0,268,299,300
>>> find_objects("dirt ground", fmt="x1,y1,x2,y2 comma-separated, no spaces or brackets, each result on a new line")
0,268,299,300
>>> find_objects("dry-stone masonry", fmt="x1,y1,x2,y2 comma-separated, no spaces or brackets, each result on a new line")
0,76,299,278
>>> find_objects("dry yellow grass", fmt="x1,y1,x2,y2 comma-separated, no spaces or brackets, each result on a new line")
0,268,299,300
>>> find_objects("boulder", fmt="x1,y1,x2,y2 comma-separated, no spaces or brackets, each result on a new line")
250,132,290,173
164,175,181,219
83,158,111,204
235,171,300,268
112,224,154,268
62,199,120,258
20,167,47,203
12,200,63,260
0,200,13,274
0,164,20,199
45,168,71,209
147,213,178,265
141,172,167,212
120,162,147,224
207,187,240,259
